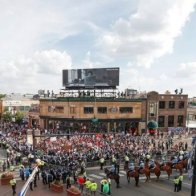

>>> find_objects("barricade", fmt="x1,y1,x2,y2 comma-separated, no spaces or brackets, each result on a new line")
18,166,38,196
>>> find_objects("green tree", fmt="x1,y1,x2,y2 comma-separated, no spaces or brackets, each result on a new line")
2,111,12,121
0,94,6,99
15,111,24,124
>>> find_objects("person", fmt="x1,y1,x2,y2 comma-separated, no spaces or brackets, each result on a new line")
103,180,109,195
10,177,16,195
66,176,71,189
90,180,97,196
110,164,115,174
124,154,129,169
139,161,144,170
107,178,111,195
149,160,155,169
129,162,135,172
84,70,96,86
30,177,34,191
100,178,107,193
179,155,183,161
112,155,117,165
77,175,85,193
84,178,91,195
100,157,105,170
172,156,178,166
173,176,179,192
146,153,151,160
47,173,53,188
178,174,183,191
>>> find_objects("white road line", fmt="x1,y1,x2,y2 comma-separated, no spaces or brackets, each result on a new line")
89,174,103,179
119,174,124,177
120,171,126,174
182,182,191,186
99,172,106,176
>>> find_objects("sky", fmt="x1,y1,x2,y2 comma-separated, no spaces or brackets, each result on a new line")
0,0,196,97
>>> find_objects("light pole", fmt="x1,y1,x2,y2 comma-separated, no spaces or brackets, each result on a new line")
191,136,196,196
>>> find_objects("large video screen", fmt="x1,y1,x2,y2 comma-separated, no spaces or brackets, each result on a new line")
63,67,119,89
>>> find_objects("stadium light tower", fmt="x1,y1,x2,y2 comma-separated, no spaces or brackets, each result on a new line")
191,136,196,196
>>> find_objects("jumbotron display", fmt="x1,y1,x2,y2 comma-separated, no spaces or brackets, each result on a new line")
62,67,119,89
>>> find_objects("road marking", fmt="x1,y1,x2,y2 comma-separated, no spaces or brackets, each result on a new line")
99,172,106,176
182,182,191,186
89,174,103,179
120,171,126,174
119,173,124,177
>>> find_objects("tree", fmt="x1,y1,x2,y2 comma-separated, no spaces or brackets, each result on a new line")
2,111,12,122
14,111,24,124
0,94,6,99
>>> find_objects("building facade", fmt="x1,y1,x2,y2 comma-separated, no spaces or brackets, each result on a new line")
39,96,146,134
1,94,39,118
147,91,188,132
187,98,196,132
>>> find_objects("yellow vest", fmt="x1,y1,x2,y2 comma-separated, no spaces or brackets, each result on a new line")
100,158,104,163
10,179,16,186
179,175,183,181
85,180,91,189
125,156,129,161
90,182,98,191
173,178,179,184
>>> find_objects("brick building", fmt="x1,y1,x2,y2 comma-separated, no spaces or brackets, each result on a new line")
39,94,146,134
147,91,188,132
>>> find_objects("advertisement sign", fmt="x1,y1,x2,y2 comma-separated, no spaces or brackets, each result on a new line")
62,67,119,88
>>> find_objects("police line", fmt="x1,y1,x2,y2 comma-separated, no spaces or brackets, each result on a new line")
18,166,38,196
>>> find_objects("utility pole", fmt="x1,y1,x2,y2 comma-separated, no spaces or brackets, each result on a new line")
191,136,196,196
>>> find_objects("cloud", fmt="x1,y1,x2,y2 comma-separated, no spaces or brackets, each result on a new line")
176,62,196,77
98,0,196,67
0,50,72,93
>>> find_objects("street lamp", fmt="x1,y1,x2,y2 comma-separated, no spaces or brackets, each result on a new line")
191,136,196,196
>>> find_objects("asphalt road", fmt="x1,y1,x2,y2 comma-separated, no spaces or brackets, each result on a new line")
85,166,191,196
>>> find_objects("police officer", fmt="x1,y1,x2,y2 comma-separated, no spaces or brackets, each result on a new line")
129,162,135,172
100,157,105,170
178,174,183,191
124,154,129,169
173,176,179,192
146,153,151,161
90,180,98,196
10,177,16,195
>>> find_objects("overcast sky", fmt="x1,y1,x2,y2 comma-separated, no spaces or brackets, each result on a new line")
0,0,196,97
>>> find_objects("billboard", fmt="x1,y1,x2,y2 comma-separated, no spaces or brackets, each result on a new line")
63,67,119,89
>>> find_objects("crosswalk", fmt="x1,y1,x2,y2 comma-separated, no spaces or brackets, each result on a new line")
88,170,126,180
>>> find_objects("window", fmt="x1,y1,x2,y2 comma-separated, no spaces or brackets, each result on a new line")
177,115,184,126
97,107,107,114
55,106,64,113
149,102,156,116
70,107,76,114
48,106,64,113
119,107,133,113
158,116,165,127
48,106,55,112
168,115,174,127
169,101,175,109
84,107,94,114
178,101,185,109
159,101,165,109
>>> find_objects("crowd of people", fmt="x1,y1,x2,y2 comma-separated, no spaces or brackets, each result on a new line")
0,122,192,195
